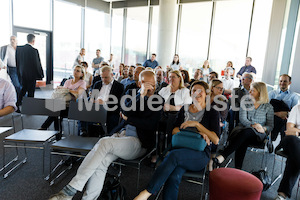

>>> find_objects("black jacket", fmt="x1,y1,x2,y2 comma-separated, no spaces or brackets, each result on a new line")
16,44,44,81
93,80,124,116
112,90,164,149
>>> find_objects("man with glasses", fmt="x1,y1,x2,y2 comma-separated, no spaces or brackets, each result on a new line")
228,72,253,133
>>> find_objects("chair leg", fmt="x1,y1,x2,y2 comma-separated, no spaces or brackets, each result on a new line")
137,163,141,194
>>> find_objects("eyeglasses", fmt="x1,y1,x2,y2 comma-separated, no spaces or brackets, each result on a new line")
214,86,224,91
74,69,81,73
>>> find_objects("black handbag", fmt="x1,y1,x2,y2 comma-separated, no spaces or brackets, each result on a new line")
251,169,271,191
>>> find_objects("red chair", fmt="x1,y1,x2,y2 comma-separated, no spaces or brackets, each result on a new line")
209,168,263,200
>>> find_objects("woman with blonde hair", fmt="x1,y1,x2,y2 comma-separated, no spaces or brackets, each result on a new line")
39,65,86,138
157,70,192,162
200,60,213,83
213,82,274,169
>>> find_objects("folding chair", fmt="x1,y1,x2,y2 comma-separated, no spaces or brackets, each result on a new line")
113,131,159,193
48,101,107,185
2,97,59,178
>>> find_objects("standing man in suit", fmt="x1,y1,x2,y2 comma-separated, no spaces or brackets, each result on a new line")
16,34,44,108
0,36,21,96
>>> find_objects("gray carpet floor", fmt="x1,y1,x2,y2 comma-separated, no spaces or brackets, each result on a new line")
0,90,298,200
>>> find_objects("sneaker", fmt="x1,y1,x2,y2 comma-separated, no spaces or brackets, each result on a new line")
48,191,73,200
274,195,286,200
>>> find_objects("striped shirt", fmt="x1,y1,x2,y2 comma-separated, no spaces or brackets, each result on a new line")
239,103,274,133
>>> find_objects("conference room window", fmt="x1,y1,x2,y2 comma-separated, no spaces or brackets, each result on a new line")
53,0,81,85
13,0,52,31
150,6,159,57
209,0,253,75
248,0,273,81
0,0,11,47
125,7,149,65
84,7,110,72
111,8,124,68
177,2,213,73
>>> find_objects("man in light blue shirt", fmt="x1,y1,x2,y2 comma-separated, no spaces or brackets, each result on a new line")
143,53,159,69
120,65,135,89
0,77,17,117
268,74,299,142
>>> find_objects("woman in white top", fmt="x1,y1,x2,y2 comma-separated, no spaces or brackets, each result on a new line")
82,62,92,91
170,54,183,71
156,70,192,164
200,60,213,83
159,70,192,112
274,104,300,200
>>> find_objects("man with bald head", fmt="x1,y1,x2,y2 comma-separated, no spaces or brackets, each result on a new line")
49,70,164,200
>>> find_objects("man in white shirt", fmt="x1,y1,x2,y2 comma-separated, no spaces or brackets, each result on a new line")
0,36,21,95
79,66,124,135
222,68,234,97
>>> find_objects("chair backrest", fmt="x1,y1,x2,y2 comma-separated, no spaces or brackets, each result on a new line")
68,101,107,125
21,97,60,117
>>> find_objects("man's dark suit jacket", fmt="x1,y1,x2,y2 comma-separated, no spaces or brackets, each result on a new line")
93,80,124,116
111,90,164,150
155,81,168,94
16,44,44,81
0,45,7,60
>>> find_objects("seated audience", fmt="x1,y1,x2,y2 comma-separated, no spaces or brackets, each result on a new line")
170,54,182,71
208,71,218,83
200,60,213,83
225,61,235,79
79,66,124,135
143,53,159,69
208,79,228,171
164,68,172,84
155,69,168,94
117,65,128,82
214,82,274,169
134,81,220,200
274,103,300,200
158,70,192,144
81,62,92,91
180,69,191,88
120,65,135,89
114,63,124,81
228,72,253,133
236,57,256,80
190,69,203,85
40,65,86,135
268,74,299,142
49,70,164,200
123,66,145,94
222,67,234,97
0,77,17,117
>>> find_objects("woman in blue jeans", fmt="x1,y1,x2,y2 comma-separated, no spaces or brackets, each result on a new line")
134,81,220,200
